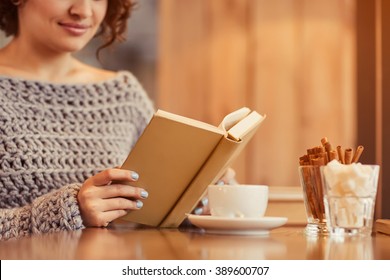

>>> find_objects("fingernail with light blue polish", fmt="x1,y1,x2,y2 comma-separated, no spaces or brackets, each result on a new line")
201,197,208,206
216,180,225,186
131,172,139,181
141,190,149,199
136,200,143,208
194,207,203,215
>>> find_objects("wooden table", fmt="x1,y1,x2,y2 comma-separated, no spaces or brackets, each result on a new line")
1,222,389,260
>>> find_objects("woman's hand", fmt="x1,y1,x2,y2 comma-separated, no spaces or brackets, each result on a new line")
193,167,237,215
77,168,148,227
215,167,238,186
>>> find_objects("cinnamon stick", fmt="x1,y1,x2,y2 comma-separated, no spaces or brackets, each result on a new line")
352,145,364,163
337,145,344,164
301,166,323,220
328,150,338,161
344,148,353,164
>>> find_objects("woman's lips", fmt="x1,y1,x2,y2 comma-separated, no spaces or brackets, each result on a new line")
59,22,90,36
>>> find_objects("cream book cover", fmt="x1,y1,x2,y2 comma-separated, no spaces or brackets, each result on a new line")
118,107,266,227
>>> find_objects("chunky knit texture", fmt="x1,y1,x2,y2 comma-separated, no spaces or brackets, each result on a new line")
0,71,154,240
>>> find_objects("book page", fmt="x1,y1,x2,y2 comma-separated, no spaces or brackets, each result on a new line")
227,111,266,141
157,110,223,134
218,107,251,132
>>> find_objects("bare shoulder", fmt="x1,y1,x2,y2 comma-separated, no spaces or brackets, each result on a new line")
0,53,120,83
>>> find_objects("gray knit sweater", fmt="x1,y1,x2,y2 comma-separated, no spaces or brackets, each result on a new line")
0,71,154,240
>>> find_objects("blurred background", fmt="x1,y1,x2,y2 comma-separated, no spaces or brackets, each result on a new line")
82,0,357,187
1,0,388,217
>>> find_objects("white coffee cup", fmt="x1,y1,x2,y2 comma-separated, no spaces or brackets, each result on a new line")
208,184,269,218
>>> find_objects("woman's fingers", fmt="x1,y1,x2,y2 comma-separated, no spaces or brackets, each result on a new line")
95,198,144,227
102,210,129,226
78,168,149,227
193,196,209,215
99,183,148,200
100,197,144,212
217,167,237,185
86,169,139,186
79,192,146,227
88,209,129,227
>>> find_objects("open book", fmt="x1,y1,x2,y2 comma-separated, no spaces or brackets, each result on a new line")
118,107,266,227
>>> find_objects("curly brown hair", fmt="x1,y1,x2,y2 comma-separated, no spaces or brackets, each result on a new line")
0,0,135,56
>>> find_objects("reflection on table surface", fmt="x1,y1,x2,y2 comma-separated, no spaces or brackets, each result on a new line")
0,223,389,260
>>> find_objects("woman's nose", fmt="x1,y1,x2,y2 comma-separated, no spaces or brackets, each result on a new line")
69,0,93,18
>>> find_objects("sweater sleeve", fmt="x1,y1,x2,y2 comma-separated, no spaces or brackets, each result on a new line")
0,184,84,241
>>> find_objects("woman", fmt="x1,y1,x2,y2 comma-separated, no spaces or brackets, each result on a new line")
0,0,234,241
0,0,154,240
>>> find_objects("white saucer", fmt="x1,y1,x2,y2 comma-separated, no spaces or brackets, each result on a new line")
187,214,288,236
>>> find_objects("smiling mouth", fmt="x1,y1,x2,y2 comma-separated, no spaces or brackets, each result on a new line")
58,22,91,36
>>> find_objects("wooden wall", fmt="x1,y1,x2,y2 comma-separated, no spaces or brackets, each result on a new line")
356,0,390,218
381,0,390,218
157,0,357,186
